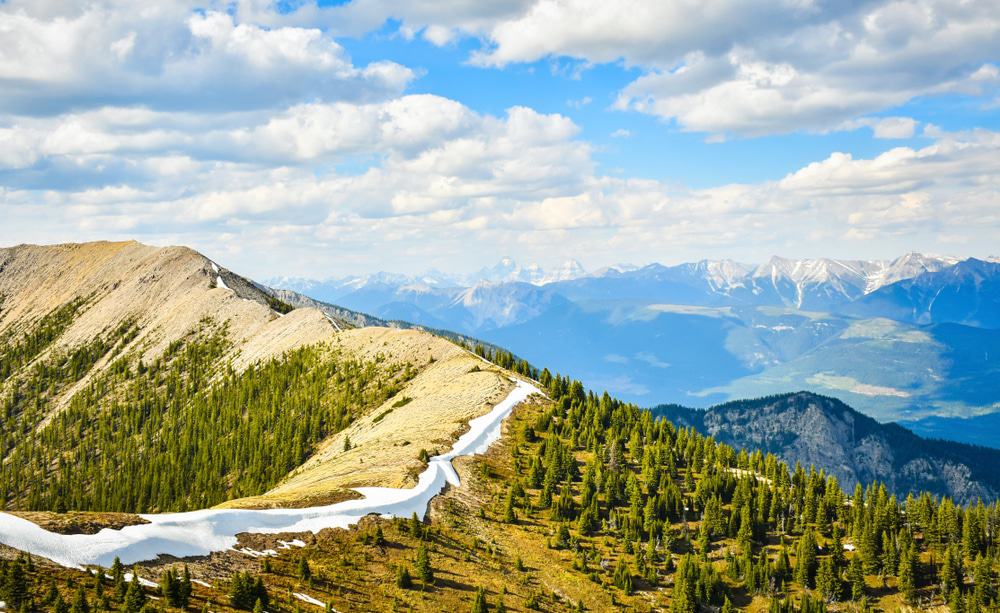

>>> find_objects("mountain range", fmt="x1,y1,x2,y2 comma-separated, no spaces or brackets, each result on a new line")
2,241,998,613
270,253,1000,447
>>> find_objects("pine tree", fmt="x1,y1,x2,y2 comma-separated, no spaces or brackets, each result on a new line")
613,557,633,595
71,585,90,613
503,487,517,523
796,528,818,588
112,557,127,602
121,578,146,613
816,557,841,603
298,556,312,582
897,544,916,605
940,545,959,595
471,586,488,613
396,565,413,589
671,555,696,613
971,553,993,610
415,543,434,586
180,565,193,608
44,581,61,607
848,555,865,601
54,593,70,613
736,505,753,554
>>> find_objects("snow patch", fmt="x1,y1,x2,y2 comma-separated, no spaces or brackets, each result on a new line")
277,539,306,549
216,276,228,290
238,547,277,558
293,593,327,608
0,380,538,568
192,579,212,588
124,573,158,589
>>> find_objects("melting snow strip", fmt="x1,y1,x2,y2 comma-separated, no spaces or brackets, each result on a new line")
292,593,328,608
0,380,538,568
216,275,228,290
123,573,158,589
192,579,212,588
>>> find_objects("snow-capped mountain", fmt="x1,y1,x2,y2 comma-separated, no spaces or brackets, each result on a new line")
850,257,1000,328
268,254,999,426
746,254,961,310
269,253,984,331
864,252,961,293
468,257,587,285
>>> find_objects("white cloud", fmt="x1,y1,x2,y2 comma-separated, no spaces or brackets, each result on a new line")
2,0,999,277
3,85,997,276
841,116,919,139
285,0,1000,136
610,129,631,138
0,2,412,114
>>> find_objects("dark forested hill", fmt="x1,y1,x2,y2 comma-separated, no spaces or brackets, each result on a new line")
652,392,1000,504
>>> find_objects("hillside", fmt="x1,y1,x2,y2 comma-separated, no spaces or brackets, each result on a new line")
2,353,997,612
0,241,523,513
652,392,1000,504
1,242,998,613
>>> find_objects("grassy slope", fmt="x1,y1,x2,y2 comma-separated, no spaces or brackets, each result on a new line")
4,391,945,613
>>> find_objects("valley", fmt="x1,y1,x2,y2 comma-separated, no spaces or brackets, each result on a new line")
0,242,997,613
273,255,1000,440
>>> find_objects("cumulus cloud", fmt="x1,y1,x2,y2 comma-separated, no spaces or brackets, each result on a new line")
3,86,997,276
284,0,1000,136
0,1,412,114
2,0,998,277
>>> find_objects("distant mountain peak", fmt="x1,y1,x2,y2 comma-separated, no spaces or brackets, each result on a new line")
469,257,586,286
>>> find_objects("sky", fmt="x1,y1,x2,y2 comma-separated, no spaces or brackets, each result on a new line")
0,0,998,279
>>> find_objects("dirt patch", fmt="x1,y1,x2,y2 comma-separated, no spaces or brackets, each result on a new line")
9,511,150,535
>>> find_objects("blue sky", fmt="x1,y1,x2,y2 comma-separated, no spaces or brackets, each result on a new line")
0,1,998,278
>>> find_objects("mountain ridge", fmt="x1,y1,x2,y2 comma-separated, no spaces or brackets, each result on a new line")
652,390,1000,504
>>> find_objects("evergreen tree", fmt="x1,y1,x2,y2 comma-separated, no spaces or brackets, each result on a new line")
816,557,841,603
121,578,146,613
796,528,818,588
229,572,268,611
897,544,917,605
940,545,959,595
613,558,633,595
1,558,29,611
71,585,90,613
298,556,312,582
971,553,993,610
848,555,865,601
736,505,753,555
503,487,517,523
415,543,434,586
471,586,488,613
179,565,193,608
396,565,413,590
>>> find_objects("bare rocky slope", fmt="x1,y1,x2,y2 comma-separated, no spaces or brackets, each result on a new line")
0,241,521,512
653,392,1000,504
